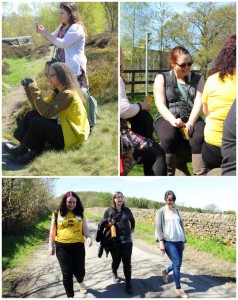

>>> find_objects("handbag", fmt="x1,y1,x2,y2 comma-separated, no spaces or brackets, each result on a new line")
120,126,154,175
45,47,57,75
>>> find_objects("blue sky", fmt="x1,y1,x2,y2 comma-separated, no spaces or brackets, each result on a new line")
53,177,237,212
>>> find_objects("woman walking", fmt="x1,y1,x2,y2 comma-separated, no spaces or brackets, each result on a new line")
155,190,188,298
49,191,92,298
102,191,135,295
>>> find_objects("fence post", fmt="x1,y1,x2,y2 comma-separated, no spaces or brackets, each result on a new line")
131,71,135,98
145,32,151,97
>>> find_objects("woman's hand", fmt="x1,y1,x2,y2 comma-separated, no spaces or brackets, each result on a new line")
86,237,93,247
172,118,186,128
36,25,45,35
185,121,194,136
49,245,55,255
159,240,165,253
139,101,151,112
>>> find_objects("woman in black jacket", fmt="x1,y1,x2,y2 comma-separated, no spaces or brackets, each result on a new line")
103,191,135,295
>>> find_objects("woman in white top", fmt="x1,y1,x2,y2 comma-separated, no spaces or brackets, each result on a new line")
36,2,88,88
155,191,188,298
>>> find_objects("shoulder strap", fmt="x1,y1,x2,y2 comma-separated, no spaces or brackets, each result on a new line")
176,80,194,109
54,209,58,234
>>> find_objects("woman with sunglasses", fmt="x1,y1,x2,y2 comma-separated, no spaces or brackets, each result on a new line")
49,191,92,297
101,192,135,295
36,2,88,88
153,46,206,176
155,190,188,298
4,62,90,164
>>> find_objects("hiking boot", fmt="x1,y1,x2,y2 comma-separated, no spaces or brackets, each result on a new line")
162,270,169,284
4,143,28,156
79,281,87,294
125,283,133,295
111,272,120,283
17,150,36,164
176,289,189,298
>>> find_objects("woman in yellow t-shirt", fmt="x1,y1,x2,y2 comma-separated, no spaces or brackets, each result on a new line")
202,35,236,170
49,191,92,298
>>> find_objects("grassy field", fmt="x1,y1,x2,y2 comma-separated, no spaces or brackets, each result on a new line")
2,56,118,176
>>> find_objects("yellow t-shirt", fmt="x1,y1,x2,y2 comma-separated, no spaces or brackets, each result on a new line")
53,211,85,244
202,72,236,147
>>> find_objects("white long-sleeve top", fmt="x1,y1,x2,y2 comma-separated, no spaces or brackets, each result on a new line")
120,77,140,119
48,23,87,76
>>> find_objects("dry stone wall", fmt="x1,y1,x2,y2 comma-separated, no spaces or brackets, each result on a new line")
87,207,236,247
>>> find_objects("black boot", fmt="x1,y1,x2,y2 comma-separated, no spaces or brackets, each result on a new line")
17,150,36,164
4,143,28,156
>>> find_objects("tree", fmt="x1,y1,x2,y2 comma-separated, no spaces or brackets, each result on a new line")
203,203,220,213
103,3,118,32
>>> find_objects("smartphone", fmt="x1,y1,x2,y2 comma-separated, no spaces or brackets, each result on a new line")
34,21,39,27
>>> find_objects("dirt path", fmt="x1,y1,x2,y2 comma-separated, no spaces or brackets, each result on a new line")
2,85,27,130
2,220,235,298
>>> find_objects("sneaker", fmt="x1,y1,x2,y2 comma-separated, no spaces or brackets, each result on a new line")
125,283,133,295
17,150,36,164
4,143,28,156
176,289,189,298
162,270,169,284
79,281,87,294
111,272,120,283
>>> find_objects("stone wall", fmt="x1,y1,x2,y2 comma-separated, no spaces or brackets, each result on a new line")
87,207,236,247
2,36,33,47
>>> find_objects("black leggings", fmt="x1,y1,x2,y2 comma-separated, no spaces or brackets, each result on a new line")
202,141,222,169
154,118,205,154
56,242,85,298
110,241,132,284
14,109,64,155
128,110,154,139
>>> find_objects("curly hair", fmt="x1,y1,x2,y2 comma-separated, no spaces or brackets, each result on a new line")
58,191,84,217
209,35,236,81
168,46,192,69
59,2,87,36
111,191,125,209
50,62,86,103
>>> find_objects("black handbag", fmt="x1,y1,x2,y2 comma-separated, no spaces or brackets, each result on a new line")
45,47,57,75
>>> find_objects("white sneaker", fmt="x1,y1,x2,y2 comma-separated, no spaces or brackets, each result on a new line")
79,281,87,294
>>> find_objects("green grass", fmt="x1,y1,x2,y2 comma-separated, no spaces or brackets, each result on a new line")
2,57,47,96
2,213,51,271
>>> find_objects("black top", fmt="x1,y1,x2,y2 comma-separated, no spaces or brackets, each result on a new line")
103,207,135,237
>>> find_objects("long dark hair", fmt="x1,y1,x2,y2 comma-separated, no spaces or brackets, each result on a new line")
50,62,86,103
111,191,125,209
59,2,87,36
209,35,236,81
58,191,84,217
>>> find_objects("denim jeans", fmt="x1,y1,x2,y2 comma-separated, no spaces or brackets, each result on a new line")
164,241,184,289
56,242,85,298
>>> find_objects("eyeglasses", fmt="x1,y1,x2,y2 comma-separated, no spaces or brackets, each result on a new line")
45,73,57,78
175,61,193,68
115,196,124,199
167,199,175,202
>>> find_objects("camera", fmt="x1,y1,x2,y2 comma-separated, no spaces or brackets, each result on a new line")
175,113,189,123
21,77,33,87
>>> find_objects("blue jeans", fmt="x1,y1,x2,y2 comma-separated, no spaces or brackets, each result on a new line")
164,241,184,289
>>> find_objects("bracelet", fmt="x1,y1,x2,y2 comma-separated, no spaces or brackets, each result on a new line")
138,103,142,111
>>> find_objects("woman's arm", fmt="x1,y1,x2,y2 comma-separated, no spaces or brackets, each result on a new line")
187,75,204,125
49,219,56,255
38,24,84,49
26,83,73,118
120,77,150,119
82,219,93,247
153,74,183,127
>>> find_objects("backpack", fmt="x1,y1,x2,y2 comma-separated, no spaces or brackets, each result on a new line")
81,87,98,133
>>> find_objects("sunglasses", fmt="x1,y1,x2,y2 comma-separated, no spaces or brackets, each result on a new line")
167,199,175,202
175,61,193,68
